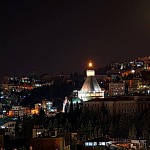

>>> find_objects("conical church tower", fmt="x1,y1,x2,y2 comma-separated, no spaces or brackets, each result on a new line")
78,61,104,101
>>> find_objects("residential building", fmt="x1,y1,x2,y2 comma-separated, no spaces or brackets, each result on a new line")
109,81,126,96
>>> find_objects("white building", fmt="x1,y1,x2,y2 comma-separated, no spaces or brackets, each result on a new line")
78,61,104,101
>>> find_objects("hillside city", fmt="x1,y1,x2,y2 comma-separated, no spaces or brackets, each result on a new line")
0,56,150,150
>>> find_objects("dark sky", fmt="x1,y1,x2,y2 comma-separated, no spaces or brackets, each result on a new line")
2,0,150,75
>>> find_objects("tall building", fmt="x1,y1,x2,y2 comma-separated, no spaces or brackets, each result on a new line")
78,61,104,101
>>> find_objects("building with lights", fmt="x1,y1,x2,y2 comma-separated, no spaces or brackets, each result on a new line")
78,61,104,101
8,106,31,117
83,96,150,115
30,128,71,150
109,81,126,96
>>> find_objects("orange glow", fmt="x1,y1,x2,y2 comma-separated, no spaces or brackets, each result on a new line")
129,80,132,87
8,111,13,116
31,109,39,115
88,61,93,68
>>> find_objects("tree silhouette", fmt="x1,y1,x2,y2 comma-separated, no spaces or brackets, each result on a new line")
128,124,137,140
53,119,58,129
109,123,115,138
48,120,53,130
39,108,46,125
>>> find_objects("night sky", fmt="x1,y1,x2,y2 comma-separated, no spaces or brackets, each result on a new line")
2,0,150,75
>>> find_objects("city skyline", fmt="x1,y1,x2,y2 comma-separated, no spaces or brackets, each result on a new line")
2,0,150,75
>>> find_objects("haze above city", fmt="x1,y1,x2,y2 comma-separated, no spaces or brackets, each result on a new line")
2,0,150,75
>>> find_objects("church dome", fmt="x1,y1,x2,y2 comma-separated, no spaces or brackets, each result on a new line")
81,76,102,92
78,61,104,101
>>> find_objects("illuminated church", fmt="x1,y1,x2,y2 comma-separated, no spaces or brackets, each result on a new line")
78,61,104,101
